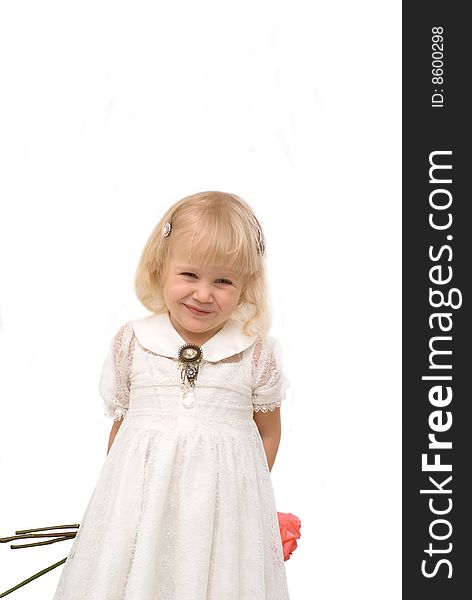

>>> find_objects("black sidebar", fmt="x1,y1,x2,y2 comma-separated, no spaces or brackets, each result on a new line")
403,3,471,598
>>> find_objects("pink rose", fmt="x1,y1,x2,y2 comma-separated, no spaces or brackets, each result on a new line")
277,512,301,561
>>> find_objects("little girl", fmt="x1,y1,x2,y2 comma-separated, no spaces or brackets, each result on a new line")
53,190,291,600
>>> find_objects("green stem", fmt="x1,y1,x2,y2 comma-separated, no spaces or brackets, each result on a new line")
0,557,67,597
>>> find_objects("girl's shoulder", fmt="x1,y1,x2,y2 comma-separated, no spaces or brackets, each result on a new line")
250,333,289,410
106,319,135,355
250,333,285,369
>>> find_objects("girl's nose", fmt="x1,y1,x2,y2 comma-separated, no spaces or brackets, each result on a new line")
193,282,213,302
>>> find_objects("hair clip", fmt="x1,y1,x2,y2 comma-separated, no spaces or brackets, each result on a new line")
252,213,265,256
256,225,265,256
163,221,172,237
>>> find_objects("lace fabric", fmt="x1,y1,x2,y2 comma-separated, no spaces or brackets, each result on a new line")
251,335,289,413
53,319,291,599
100,321,136,421
99,321,289,420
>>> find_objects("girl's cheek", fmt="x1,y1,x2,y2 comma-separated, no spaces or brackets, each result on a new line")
173,281,190,293
224,289,240,303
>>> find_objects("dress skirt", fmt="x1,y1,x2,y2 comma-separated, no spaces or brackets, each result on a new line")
52,408,290,600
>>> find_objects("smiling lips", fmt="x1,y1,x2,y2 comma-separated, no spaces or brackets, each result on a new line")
184,303,212,316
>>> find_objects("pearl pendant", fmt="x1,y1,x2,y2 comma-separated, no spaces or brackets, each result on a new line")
181,388,196,408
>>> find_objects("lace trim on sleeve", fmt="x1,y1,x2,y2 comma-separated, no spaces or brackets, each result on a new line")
100,321,136,421
252,399,283,413
251,335,289,413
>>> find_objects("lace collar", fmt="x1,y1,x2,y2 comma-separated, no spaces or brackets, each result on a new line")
132,311,257,363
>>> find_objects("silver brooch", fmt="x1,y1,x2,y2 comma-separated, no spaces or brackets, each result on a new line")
177,343,203,408
163,221,172,237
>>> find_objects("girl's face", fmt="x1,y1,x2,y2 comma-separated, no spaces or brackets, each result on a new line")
162,239,246,345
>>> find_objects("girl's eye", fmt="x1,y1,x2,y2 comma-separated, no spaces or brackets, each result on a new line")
180,273,232,285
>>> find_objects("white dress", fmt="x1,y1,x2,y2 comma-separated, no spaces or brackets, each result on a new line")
53,311,290,600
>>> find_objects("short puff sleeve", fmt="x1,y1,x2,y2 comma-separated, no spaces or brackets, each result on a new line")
251,335,289,412
99,320,135,421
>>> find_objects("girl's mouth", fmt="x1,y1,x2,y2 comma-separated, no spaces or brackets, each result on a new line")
184,303,212,316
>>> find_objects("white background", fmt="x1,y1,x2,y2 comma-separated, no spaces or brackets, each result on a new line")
0,1,401,598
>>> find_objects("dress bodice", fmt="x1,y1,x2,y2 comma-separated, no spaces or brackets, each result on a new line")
131,343,255,422
99,312,289,427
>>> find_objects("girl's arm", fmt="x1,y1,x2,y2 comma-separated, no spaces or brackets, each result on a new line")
253,407,281,472
107,417,124,455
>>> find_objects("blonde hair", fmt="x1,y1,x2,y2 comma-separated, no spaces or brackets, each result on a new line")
134,190,272,337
